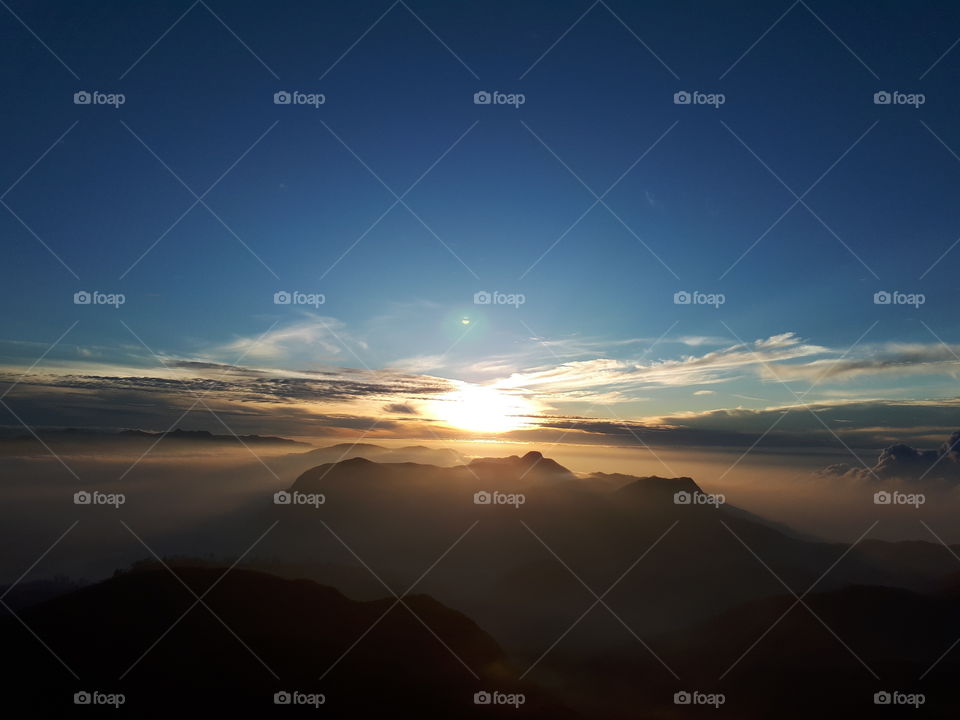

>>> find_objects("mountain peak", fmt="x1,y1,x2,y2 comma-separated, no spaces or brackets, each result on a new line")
605,474,703,498
467,451,574,482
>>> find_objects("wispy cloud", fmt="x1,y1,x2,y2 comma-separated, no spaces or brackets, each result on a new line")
212,316,367,362
761,343,960,383
2,322,959,448
495,332,829,402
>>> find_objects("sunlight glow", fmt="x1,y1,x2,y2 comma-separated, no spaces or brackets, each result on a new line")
436,384,534,434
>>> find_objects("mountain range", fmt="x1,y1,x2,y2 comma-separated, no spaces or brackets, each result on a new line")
4,448,959,717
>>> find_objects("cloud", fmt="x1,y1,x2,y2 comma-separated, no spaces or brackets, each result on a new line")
213,317,367,363
651,398,960,441
494,332,829,402
761,343,960,383
0,357,456,439
675,336,728,347
486,333,960,413
3,321,960,450
383,402,419,415
510,399,960,451
818,431,960,484
387,355,450,373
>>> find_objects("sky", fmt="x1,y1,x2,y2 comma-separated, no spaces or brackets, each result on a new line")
1,0,959,455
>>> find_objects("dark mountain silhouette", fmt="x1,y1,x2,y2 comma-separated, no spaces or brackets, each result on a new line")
0,576,85,610
1,565,577,718
0,427,308,456
116,428,307,445
234,453,960,667
8,448,960,718
291,451,576,495
468,450,577,482
609,473,702,500
548,584,960,718
296,442,466,466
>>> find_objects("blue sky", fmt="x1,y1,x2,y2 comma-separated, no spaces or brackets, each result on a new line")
1,0,959,447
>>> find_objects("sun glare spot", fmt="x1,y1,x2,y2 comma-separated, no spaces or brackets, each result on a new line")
436,385,533,433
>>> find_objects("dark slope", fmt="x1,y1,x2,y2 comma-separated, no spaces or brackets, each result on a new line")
1,566,577,718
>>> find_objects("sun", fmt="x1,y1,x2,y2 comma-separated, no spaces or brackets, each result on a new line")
436,384,533,434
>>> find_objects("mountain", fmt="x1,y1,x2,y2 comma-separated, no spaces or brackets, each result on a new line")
295,443,467,466
250,453,960,660
7,448,960,719
116,428,307,446
468,451,577,482
1,565,576,718
0,427,308,456
608,473,702,500
0,576,85,610
549,583,960,719
291,451,577,496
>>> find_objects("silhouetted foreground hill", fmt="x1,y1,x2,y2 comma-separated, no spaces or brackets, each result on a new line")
549,584,960,719
1,566,577,718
